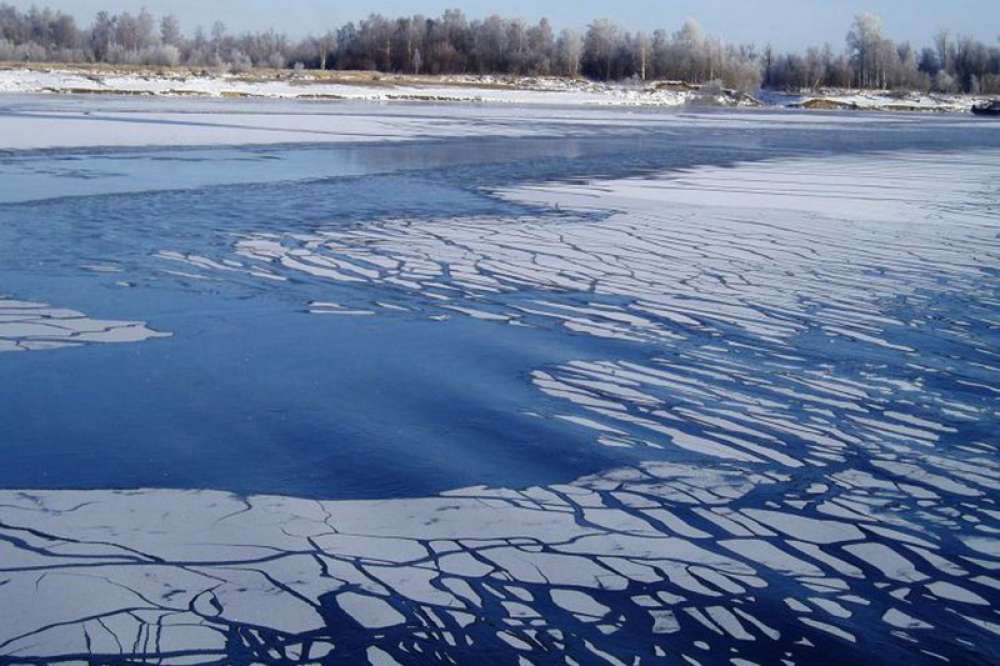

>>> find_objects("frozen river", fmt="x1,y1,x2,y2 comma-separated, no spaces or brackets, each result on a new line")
0,95,998,665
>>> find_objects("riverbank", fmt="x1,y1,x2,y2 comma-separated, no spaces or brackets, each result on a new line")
0,63,758,107
774,88,990,113
0,64,993,113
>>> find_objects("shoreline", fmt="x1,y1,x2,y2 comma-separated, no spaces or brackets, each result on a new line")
0,63,752,108
1,63,991,113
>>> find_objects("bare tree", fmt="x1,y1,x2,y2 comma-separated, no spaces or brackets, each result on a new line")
634,32,650,81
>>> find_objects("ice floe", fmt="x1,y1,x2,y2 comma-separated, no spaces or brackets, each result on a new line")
0,297,169,352
1,456,996,664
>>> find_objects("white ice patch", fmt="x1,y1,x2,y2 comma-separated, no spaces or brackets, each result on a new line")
0,297,169,352
0,454,994,663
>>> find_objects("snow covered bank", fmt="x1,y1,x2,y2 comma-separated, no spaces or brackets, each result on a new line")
776,88,991,113
3,66,993,114
0,65,761,107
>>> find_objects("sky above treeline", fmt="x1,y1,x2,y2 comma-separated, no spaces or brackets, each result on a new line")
6,0,997,51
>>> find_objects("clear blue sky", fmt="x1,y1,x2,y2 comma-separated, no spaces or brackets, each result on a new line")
10,1,998,51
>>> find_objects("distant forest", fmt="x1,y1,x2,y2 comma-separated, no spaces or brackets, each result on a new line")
1,5,998,94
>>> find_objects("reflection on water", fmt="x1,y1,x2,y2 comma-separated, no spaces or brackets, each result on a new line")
0,101,998,665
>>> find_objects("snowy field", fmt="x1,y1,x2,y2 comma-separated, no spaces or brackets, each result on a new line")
0,95,997,665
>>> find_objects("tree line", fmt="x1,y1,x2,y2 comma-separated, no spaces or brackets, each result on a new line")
766,14,1000,94
1,5,998,94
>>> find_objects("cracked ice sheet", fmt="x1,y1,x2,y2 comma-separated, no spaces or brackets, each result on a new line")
116,147,1000,664
176,150,998,470
4,144,999,665
0,297,169,352
1,457,997,665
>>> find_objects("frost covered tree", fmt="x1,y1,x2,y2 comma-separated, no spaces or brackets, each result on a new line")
317,31,336,70
0,4,996,92
88,10,115,61
160,15,181,47
526,18,555,75
582,19,619,80
112,9,154,52
555,29,583,77
933,70,957,92
847,13,885,88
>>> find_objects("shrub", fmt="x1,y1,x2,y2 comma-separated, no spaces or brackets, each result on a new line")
932,71,957,93
142,44,181,67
